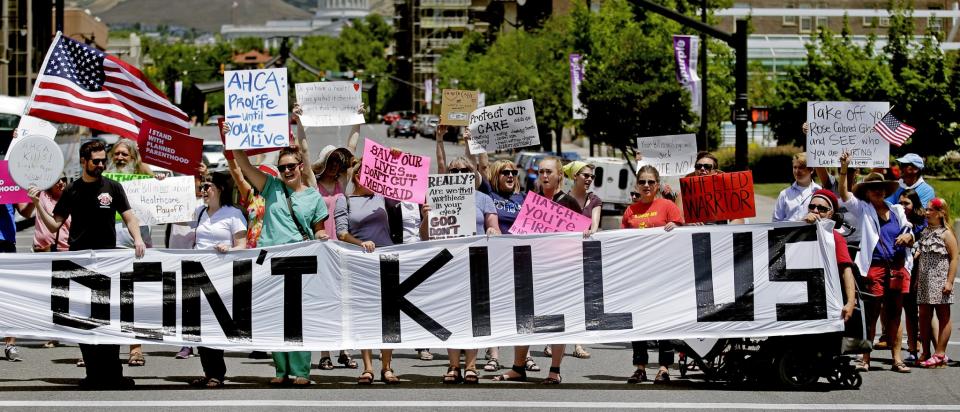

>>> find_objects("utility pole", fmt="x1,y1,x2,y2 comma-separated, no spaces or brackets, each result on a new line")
629,0,749,171
699,0,708,152
55,0,64,32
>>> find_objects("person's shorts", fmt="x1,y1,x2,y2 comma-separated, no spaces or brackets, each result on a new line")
866,264,910,296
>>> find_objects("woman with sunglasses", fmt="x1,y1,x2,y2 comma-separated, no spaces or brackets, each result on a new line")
234,146,328,387
838,152,914,373
621,165,683,384
188,171,247,388
802,189,857,322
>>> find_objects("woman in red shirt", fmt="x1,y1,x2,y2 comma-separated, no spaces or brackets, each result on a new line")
620,165,683,384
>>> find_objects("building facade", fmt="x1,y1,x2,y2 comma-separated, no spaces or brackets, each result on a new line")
221,0,372,49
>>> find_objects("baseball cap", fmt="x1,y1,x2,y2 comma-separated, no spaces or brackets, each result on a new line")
896,153,924,169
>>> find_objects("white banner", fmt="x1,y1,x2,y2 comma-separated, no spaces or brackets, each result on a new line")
467,99,539,154
224,68,289,150
427,173,477,239
806,101,890,168
0,223,843,350
637,133,698,176
295,81,364,127
121,175,198,225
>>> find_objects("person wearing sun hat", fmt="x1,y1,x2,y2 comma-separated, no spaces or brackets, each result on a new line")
838,152,916,374
886,153,936,207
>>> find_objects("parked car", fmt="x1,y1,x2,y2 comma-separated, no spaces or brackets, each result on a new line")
383,111,401,125
514,151,584,191
582,156,635,214
202,142,225,167
416,115,439,139
388,119,416,138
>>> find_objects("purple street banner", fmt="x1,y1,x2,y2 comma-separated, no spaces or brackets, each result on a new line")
672,35,701,117
569,54,587,120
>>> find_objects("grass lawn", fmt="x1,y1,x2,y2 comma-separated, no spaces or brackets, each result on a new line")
755,182,790,199
927,178,960,209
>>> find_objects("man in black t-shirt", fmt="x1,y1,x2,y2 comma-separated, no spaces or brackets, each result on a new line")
29,140,145,390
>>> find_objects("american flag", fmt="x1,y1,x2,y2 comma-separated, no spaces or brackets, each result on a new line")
24,33,189,139
872,112,916,147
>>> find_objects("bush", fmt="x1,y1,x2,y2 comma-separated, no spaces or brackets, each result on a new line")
923,152,960,179
714,145,802,183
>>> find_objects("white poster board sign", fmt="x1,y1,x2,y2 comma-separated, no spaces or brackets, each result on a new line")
806,101,889,168
224,68,289,150
467,99,539,154
427,174,477,239
14,116,57,140
5,135,64,190
120,175,198,225
637,133,698,176
295,81,364,127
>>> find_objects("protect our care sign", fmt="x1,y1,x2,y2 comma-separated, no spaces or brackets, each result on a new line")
680,171,756,224
0,224,844,349
427,173,477,239
806,101,890,168
637,133,698,176
224,68,289,150
360,138,430,204
467,99,539,154
5,135,64,191
116,175,197,225
137,121,203,176
509,191,591,235
295,81,364,127
0,161,29,204
440,89,479,126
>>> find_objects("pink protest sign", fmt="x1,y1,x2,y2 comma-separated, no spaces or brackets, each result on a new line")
360,138,430,204
509,191,592,235
0,161,30,204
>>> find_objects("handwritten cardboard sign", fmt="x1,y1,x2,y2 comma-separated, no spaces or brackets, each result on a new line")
295,81,364,127
217,117,282,160
224,68,289,150
14,116,57,140
637,133,697,176
0,161,29,204
440,89,479,126
5,135,64,190
427,173,477,239
806,101,890,168
467,99,539,154
360,138,430,204
679,171,756,224
509,191,591,235
114,175,197,225
137,121,203,175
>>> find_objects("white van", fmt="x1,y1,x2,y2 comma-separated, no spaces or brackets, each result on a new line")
582,156,635,214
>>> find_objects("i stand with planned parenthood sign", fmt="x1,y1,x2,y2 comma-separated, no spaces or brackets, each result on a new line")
223,68,289,150
806,101,890,168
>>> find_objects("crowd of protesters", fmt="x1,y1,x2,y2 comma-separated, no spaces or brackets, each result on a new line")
0,109,953,389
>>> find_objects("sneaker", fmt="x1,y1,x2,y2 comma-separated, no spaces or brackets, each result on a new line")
904,352,918,364
4,345,22,362
174,346,193,359
418,349,434,361
654,369,671,384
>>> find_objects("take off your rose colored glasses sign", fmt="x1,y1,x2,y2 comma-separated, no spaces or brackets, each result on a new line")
509,191,591,235
360,138,430,204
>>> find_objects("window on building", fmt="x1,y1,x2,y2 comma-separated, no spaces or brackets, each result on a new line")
878,15,891,27
929,16,943,32
783,2,797,26
799,4,812,33
862,16,874,27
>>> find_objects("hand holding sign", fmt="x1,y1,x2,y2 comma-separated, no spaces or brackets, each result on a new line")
427,173,477,239
509,192,591,235
5,135,64,191
806,101,890,168
360,139,430,204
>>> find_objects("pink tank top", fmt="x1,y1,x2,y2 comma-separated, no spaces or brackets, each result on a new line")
318,181,343,239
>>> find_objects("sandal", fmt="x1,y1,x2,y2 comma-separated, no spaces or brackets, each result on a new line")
205,377,224,388
269,377,290,386
357,370,374,385
543,346,552,357
442,366,462,384
127,352,145,367
541,366,561,385
189,377,211,387
418,349,434,361
291,376,312,387
627,368,647,384
76,359,85,368
891,362,911,373
318,357,334,370
483,358,500,372
920,354,946,369
572,345,591,359
463,369,479,384
381,368,400,384
854,360,869,372
524,356,540,372
493,365,527,382
338,353,359,369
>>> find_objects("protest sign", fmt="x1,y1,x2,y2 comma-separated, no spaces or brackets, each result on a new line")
680,171,756,224
0,224,843,349
637,133,698,176
13,116,57,140
114,175,197,225
467,99,539,154
5,135,64,190
360,138,430,203
295,81,364,127
440,89,479,126
427,173,477,239
0,161,29,204
223,68,289,150
806,101,890,168
104,172,152,222
509,191,592,235
217,117,282,160
137,121,202,176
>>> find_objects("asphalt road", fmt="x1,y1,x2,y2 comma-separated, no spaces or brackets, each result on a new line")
5,129,959,410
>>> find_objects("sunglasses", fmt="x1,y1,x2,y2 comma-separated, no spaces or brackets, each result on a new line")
499,170,519,177
630,191,643,199
636,179,657,187
808,204,832,213
450,168,471,174
200,183,213,191
89,158,107,165
278,162,301,173
578,173,595,179
694,163,715,171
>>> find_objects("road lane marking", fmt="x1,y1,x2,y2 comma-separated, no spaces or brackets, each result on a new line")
0,401,958,409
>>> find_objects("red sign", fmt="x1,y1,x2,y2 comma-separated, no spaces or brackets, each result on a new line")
218,117,284,160
0,161,29,204
137,121,203,175
679,171,756,224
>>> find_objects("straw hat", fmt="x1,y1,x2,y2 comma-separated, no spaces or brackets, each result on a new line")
313,145,353,176
852,172,899,200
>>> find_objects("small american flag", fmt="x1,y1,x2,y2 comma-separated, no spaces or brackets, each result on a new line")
872,112,916,147
24,33,189,139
